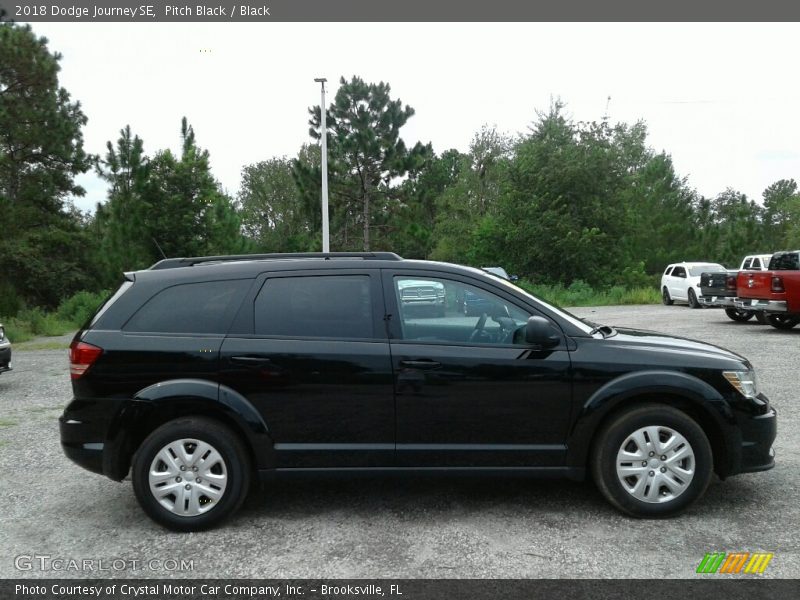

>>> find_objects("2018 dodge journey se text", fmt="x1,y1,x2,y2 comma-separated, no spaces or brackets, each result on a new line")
59,252,777,530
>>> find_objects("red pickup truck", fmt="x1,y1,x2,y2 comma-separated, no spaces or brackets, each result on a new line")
736,251,800,329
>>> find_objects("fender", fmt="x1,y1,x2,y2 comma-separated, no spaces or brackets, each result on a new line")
103,379,274,479
566,370,741,474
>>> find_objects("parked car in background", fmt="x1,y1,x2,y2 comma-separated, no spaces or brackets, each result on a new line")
661,262,726,308
736,250,800,329
699,254,773,322
397,278,446,317
0,323,11,374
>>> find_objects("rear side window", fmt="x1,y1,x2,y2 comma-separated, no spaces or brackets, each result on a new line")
664,266,673,276
124,280,250,334
769,253,800,270
254,275,373,339
672,266,686,278
742,258,753,270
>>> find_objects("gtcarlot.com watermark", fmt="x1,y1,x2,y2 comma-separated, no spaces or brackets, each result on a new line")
14,554,194,573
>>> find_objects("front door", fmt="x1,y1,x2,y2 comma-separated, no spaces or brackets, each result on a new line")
383,271,573,468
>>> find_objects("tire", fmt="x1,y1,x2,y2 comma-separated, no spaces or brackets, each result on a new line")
755,312,768,325
688,289,701,309
724,308,754,322
766,314,800,330
662,288,673,306
591,404,713,517
132,417,251,531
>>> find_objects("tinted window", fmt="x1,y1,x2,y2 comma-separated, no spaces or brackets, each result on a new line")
742,258,753,270
769,252,800,270
394,276,531,345
125,280,250,334
752,258,762,269
664,267,673,276
672,267,686,278
255,275,373,339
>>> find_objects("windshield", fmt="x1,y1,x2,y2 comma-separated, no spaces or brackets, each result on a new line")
689,264,725,276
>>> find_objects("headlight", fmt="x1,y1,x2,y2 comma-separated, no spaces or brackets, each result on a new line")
723,370,759,399
0,326,4,341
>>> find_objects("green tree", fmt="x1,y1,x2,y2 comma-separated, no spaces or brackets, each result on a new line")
0,24,95,308
301,76,430,251
239,151,318,252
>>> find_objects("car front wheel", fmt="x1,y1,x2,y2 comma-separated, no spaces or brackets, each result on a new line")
591,405,713,517
132,417,251,531
688,289,701,309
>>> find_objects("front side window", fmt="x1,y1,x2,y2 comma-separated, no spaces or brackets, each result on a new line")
124,280,250,334
254,275,373,339
393,276,531,345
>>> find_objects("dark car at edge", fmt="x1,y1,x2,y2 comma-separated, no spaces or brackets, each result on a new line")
59,253,777,530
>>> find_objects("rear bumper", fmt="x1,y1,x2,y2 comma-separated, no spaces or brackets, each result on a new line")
735,299,787,313
59,397,131,480
699,295,736,308
735,406,777,475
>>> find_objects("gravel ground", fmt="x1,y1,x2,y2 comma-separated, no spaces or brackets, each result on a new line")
0,305,796,579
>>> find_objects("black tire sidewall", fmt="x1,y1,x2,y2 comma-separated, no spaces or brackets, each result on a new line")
662,288,672,306
132,417,250,531
688,289,700,308
767,314,800,330
725,308,753,322
593,406,713,517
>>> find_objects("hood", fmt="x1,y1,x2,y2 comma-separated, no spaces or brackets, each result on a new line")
603,327,750,369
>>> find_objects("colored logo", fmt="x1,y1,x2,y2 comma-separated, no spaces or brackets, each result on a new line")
697,552,773,574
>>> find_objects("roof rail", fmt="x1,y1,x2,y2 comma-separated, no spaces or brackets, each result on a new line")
149,252,403,270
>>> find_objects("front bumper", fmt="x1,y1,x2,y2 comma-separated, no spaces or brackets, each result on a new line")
735,406,777,475
0,342,11,373
699,295,736,308
735,299,787,313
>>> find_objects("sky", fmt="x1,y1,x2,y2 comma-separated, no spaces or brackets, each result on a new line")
25,22,800,213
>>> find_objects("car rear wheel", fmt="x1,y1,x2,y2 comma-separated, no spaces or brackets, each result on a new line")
724,308,754,322
662,288,673,306
755,312,768,324
132,417,251,531
591,404,713,517
688,289,701,309
766,314,800,330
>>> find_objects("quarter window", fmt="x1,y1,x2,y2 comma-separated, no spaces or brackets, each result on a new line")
254,275,374,339
124,280,250,334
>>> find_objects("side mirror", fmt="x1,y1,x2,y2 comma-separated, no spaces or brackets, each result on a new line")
525,316,560,348
509,275,519,282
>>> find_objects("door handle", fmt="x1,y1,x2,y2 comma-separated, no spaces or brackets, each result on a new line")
230,356,273,366
399,359,441,370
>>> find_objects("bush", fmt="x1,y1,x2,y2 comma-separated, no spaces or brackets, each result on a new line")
517,279,660,307
56,290,109,327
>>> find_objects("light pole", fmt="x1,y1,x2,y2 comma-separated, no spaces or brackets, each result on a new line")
314,77,330,253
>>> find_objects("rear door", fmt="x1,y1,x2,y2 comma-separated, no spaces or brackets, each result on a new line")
670,266,688,299
219,269,395,468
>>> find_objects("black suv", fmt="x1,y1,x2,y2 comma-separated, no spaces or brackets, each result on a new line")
60,253,777,530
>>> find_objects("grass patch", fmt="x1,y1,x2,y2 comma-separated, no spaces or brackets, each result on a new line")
2,289,108,344
518,279,661,307
0,419,17,428
15,341,71,352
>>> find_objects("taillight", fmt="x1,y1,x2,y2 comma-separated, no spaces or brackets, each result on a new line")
772,276,785,293
726,275,737,291
69,341,103,379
